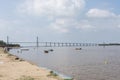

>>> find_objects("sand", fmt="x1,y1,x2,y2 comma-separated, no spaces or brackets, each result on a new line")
0,48,60,80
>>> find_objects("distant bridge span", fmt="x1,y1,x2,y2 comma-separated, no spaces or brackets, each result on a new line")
9,42,98,47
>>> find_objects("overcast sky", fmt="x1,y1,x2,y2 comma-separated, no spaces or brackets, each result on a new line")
0,0,120,43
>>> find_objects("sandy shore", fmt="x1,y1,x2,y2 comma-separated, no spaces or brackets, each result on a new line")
0,48,61,80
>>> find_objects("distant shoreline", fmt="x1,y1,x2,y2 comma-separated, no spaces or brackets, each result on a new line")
98,43,120,46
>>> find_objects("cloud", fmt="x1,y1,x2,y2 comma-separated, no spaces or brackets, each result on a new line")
17,0,85,17
50,18,72,33
50,18,94,33
86,8,120,30
86,8,116,18
16,0,88,34
0,19,15,34
118,25,120,28
0,19,17,40
76,24,94,30
75,20,94,30
16,0,120,35
0,19,10,28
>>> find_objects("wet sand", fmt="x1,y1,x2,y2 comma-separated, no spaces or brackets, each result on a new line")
0,48,60,80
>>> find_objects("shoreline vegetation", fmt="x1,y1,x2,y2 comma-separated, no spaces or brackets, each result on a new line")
0,47,67,80
98,43,120,46
0,40,20,47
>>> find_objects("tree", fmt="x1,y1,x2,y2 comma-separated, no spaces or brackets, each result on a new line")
0,40,6,47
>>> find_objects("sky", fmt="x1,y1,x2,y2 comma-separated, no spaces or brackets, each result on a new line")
0,0,120,43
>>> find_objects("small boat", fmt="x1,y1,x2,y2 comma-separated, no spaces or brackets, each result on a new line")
49,49,54,52
75,48,82,50
20,48,29,51
44,50,49,53
44,49,54,53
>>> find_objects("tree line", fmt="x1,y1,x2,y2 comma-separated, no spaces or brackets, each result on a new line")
0,40,20,47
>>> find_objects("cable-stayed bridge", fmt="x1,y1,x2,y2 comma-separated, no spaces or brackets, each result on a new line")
9,41,98,47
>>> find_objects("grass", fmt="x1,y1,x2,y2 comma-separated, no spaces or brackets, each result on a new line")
47,71,65,80
47,71,74,80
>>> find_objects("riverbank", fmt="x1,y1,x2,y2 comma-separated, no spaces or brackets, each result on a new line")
0,48,61,80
